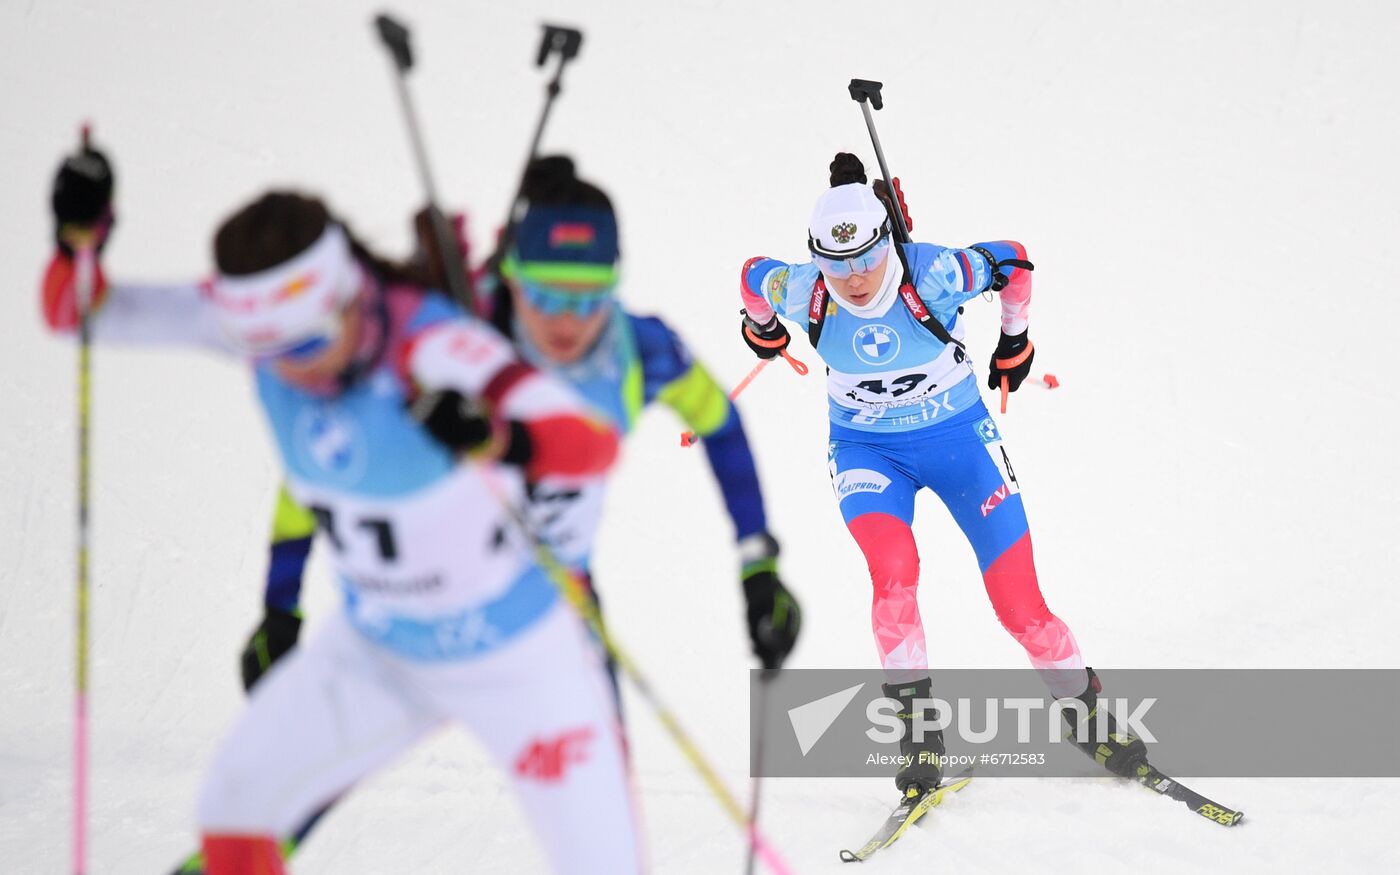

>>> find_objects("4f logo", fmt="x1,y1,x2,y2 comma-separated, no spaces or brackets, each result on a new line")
515,727,595,783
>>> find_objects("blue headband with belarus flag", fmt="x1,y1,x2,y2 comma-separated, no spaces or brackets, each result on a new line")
502,204,620,288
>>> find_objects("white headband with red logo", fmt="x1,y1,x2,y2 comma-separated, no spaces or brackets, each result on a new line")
210,223,360,356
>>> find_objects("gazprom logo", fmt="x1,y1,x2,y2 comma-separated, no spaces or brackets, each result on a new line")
852,323,900,366
833,468,891,498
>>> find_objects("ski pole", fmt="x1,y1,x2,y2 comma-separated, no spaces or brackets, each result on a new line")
681,350,807,447
846,81,929,315
378,28,790,856
373,13,476,315
745,670,777,875
474,468,794,875
371,17,788,870
850,79,1039,417
491,23,584,265
847,79,909,245
69,123,97,875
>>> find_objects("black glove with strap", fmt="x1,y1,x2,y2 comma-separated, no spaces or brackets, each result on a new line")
51,144,115,254
240,608,302,691
970,245,1034,292
988,329,1035,393
740,312,791,361
410,389,533,465
740,533,801,670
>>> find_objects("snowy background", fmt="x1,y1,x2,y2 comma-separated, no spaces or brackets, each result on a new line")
3,0,1398,871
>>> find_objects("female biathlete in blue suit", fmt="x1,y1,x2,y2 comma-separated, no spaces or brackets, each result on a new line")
736,153,1144,795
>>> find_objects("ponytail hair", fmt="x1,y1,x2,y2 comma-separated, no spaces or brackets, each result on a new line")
521,155,614,212
826,151,908,238
828,152,868,187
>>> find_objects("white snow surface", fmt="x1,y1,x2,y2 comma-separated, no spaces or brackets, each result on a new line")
2,1,1398,872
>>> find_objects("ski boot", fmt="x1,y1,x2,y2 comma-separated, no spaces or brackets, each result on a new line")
881,677,946,794
1061,667,1148,777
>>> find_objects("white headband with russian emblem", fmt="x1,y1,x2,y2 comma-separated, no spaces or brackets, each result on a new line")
807,183,891,259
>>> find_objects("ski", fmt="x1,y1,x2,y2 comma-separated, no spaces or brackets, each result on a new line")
838,770,973,863
1133,763,1244,826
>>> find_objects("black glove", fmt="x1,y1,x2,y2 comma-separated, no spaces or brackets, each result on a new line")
51,145,115,255
740,534,801,670
744,570,801,670
988,329,1035,393
740,313,790,360
240,608,302,691
410,389,533,464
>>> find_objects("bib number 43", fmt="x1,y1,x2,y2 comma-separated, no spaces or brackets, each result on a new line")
852,372,929,398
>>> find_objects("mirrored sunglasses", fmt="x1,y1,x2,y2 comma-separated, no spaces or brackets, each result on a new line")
519,279,615,317
813,235,892,279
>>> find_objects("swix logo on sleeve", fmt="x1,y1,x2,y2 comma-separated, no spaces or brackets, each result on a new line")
514,726,596,782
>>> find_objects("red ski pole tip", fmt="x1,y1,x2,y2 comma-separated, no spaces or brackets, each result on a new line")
1042,374,1059,389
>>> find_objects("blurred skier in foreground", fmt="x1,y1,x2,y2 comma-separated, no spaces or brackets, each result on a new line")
212,157,803,870
42,143,643,874
735,153,1146,799
242,156,800,698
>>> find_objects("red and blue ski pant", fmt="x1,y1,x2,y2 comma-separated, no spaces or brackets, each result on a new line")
828,402,1086,695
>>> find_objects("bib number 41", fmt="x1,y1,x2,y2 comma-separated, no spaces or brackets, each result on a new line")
309,504,399,561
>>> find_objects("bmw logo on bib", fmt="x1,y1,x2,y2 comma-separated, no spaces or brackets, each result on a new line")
852,324,901,366
294,406,369,486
